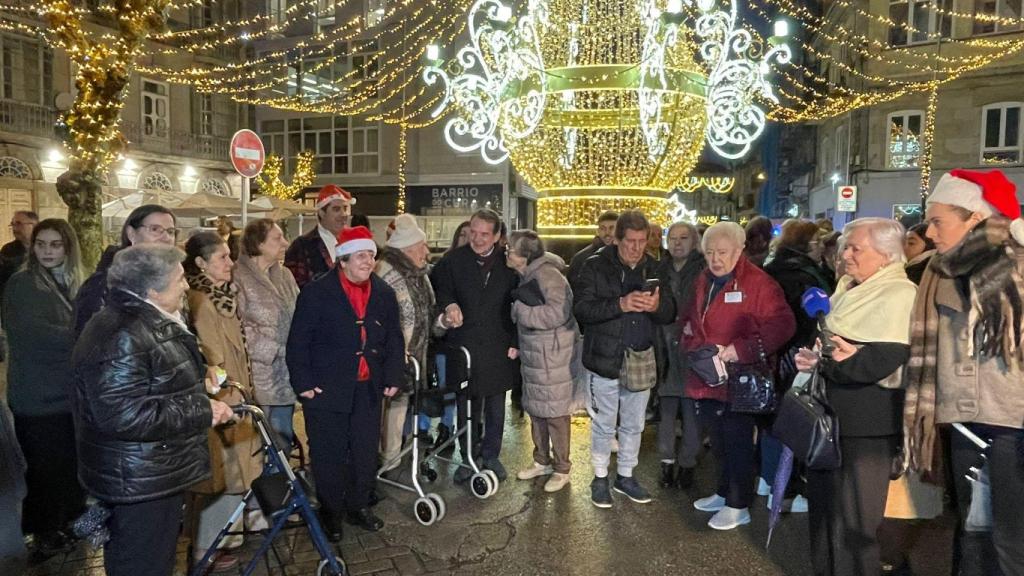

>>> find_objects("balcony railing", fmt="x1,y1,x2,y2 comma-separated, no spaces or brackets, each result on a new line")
0,100,58,139
122,120,232,163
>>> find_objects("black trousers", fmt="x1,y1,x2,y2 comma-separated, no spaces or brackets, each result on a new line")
104,492,184,576
13,412,85,536
698,400,756,509
807,435,896,576
950,424,1024,576
457,391,506,461
303,384,381,516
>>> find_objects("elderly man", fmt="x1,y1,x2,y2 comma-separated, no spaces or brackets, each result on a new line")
574,210,675,509
568,211,618,291
73,245,233,576
0,210,37,297
431,208,519,484
284,184,355,288
287,226,403,539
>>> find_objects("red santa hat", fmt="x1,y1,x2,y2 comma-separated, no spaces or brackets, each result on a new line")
315,184,355,210
929,169,1024,242
335,225,377,258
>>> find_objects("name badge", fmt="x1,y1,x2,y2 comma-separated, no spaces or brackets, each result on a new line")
724,291,743,303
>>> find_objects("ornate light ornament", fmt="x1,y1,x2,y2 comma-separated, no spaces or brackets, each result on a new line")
424,0,789,237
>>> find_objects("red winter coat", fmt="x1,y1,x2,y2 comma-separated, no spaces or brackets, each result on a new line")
680,256,796,402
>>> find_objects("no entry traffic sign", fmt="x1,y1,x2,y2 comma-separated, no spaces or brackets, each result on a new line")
837,185,857,212
230,129,265,178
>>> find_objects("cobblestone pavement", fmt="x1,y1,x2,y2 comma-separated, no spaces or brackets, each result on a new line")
20,405,953,576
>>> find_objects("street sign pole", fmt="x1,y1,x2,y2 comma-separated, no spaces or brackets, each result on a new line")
242,177,250,226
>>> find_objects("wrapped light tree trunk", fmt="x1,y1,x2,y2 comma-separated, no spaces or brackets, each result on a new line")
43,0,169,269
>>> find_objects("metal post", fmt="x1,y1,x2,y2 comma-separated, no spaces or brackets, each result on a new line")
242,176,250,226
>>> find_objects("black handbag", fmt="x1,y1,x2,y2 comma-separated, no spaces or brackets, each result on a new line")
772,367,842,470
727,340,777,414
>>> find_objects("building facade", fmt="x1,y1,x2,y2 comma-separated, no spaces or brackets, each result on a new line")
805,0,1024,229
0,3,252,246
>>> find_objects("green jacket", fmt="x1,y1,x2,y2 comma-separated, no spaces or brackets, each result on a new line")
2,267,75,416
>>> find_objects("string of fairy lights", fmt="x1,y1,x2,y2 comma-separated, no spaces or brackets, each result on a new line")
2,0,1023,217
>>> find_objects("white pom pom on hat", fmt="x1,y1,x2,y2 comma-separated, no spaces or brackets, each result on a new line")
386,213,427,249
928,168,1024,244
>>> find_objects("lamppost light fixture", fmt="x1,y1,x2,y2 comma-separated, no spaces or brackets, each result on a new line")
183,164,197,178
773,19,789,38
830,173,841,184
666,0,683,14
47,148,64,163
425,44,439,61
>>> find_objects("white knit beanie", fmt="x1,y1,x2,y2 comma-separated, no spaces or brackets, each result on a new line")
386,214,427,249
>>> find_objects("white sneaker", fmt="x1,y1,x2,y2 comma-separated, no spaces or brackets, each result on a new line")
516,462,554,480
543,472,570,493
708,506,751,530
757,477,771,496
790,494,809,513
693,493,726,512
610,438,619,453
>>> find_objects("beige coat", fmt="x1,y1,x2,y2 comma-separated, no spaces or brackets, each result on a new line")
187,286,262,495
512,253,579,419
934,263,1024,429
234,254,299,406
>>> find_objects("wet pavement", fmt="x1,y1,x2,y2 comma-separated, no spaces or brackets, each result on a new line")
20,405,954,576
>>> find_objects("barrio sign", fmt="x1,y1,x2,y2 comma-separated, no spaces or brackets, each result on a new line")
406,184,504,215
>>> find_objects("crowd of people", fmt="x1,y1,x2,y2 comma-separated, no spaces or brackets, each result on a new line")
0,167,1021,576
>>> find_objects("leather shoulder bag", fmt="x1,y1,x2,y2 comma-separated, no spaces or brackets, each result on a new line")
771,366,842,470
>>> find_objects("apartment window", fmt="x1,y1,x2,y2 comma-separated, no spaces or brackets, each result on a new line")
192,0,214,28
887,110,924,168
366,0,386,27
835,124,849,174
198,94,213,136
258,116,380,175
889,0,952,46
194,91,236,137
0,35,52,105
981,102,1023,164
974,0,1022,34
266,0,287,25
142,79,169,139
820,135,831,179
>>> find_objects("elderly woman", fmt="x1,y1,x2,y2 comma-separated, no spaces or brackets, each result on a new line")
681,221,795,531
792,217,918,576
2,219,86,556
375,214,444,474
72,245,233,576
903,170,1024,575
902,222,935,286
287,226,403,539
506,230,578,493
184,232,262,570
234,219,300,446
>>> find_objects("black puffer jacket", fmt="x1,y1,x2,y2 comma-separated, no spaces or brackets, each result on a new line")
764,247,834,351
574,245,675,379
72,288,212,504
73,245,120,335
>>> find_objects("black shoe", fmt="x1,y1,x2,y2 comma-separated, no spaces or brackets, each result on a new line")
659,462,676,488
434,424,451,452
677,466,695,490
318,512,343,543
590,476,613,509
346,508,384,532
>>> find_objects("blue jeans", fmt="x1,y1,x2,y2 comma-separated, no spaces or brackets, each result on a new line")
265,404,295,447
417,354,456,431
585,370,649,478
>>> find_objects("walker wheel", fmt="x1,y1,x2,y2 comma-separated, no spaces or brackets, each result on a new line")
427,493,446,521
482,469,499,494
420,463,438,482
317,556,346,576
414,496,439,526
470,472,494,499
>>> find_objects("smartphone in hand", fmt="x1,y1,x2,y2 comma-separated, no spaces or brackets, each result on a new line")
642,278,660,293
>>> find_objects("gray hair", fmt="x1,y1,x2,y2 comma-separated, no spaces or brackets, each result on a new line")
667,221,699,239
108,244,185,296
508,229,545,264
701,221,746,252
842,217,907,264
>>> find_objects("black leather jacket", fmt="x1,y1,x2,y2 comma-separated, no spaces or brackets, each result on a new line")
72,288,213,504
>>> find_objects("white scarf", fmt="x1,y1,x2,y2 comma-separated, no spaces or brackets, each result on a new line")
828,263,918,345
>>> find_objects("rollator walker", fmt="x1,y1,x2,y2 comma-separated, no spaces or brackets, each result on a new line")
375,345,498,526
190,382,346,576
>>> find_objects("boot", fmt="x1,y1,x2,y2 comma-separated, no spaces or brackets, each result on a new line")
676,466,695,490
659,462,676,488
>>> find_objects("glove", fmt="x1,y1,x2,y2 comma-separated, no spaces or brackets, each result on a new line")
512,279,546,306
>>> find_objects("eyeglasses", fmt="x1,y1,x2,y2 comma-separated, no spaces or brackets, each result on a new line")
139,224,179,238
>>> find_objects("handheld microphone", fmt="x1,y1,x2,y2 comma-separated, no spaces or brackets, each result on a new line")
801,287,835,356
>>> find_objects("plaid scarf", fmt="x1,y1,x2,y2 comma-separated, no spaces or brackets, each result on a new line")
902,263,944,476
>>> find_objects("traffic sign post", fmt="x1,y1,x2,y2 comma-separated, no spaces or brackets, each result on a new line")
229,129,266,226
837,185,858,212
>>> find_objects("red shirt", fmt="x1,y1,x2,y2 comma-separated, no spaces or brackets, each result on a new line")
340,270,372,381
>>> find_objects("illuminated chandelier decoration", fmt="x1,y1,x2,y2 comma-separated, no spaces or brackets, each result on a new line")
423,0,789,237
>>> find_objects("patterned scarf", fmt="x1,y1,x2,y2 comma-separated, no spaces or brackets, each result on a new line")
187,271,239,318
903,218,1024,475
